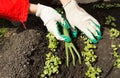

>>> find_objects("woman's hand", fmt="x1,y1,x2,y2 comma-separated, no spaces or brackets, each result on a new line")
36,4,71,42
63,0,102,43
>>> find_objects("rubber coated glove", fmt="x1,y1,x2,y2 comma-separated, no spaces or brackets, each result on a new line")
36,3,71,42
63,0,102,43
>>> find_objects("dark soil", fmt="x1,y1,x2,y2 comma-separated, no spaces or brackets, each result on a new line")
0,1,120,78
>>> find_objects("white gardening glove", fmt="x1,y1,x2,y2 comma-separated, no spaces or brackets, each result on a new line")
63,0,102,43
36,3,71,42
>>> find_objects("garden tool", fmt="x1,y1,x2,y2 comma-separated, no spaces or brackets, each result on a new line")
57,18,81,66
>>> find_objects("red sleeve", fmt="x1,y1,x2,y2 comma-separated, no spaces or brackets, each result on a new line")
0,0,29,22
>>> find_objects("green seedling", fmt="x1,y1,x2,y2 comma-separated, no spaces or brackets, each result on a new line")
114,58,120,69
46,33,58,51
81,35,102,78
109,28,120,38
105,15,116,27
111,44,120,69
85,66,102,78
41,52,61,77
108,17,120,69
41,33,61,78
93,3,120,9
81,36,97,66
0,28,8,37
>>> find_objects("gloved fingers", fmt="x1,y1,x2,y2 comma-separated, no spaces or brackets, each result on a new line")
46,21,64,41
51,27,72,42
89,17,102,37
57,19,72,42
58,18,70,29
80,28,98,44
91,20,102,36
59,18,78,39
91,17,101,29
87,21,102,40
52,28,64,41
46,20,71,42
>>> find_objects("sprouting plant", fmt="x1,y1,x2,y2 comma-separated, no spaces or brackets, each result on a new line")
93,3,120,9
114,58,120,69
63,27,81,67
81,36,97,66
105,15,120,38
107,14,120,69
81,35,102,78
46,33,58,51
105,15,116,27
0,28,8,37
41,52,61,78
85,66,102,78
93,3,105,9
111,44,120,69
41,33,61,78
109,28,120,38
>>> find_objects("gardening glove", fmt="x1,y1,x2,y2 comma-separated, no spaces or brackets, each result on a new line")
63,0,102,43
36,3,71,42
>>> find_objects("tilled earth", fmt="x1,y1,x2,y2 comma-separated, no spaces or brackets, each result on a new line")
0,1,120,78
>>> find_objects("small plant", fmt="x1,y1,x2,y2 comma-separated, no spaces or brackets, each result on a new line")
109,28,120,38
81,35,102,78
93,3,120,9
41,52,61,78
105,15,116,27
85,66,102,78
107,14,120,69
93,3,106,9
111,44,120,69
41,33,61,78
105,15,120,38
47,33,58,50
81,36,97,66
0,28,8,37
